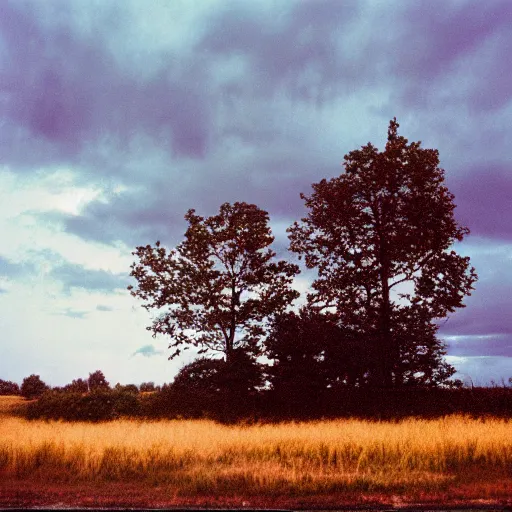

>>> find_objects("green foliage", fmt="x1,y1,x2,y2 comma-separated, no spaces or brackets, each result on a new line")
0,379,20,395
128,202,299,363
20,374,49,399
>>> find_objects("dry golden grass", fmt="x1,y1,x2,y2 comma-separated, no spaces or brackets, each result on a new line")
1,395,511,497
0,395,28,416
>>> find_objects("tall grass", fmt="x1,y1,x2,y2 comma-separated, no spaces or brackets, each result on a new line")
0,395,28,417
1,409,511,495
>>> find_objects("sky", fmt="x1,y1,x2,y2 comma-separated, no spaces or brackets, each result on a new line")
0,0,511,388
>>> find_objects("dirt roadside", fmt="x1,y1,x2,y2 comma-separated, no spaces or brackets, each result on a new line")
1,479,511,510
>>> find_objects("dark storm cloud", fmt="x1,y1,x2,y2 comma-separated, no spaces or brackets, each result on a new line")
51,189,190,247
200,0,360,102
1,0,509,173
449,165,512,241
0,2,111,164
399,2,512,79
447,335,512,358
2,1,511,342
49,262,128,294
0,1,211,168
382,2,512,112
3,0,509,251
439,241,512,359
202,0,512,114
441,279,512,340
0,0,363,183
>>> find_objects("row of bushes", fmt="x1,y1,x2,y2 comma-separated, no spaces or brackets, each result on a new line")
0,374,159,399
18,385,512,423
23,389,143,421
268,386,512,420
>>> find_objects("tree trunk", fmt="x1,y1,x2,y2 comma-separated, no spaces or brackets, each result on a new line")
374,203,394,388
380,269,393,388
226,279,237,364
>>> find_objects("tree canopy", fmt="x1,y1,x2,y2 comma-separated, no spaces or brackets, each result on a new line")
21,374,49,399
88,370,110,391
288,118,477,387
128,202,299,363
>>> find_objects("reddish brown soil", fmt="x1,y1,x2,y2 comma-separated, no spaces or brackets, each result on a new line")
1,477,511,509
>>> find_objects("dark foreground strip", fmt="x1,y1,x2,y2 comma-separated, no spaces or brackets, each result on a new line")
1,507,510,512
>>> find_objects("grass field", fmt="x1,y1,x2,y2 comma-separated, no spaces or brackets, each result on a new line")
1,395,511,507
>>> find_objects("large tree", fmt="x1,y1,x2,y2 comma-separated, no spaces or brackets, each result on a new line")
288,119,477,387
128,202,299,363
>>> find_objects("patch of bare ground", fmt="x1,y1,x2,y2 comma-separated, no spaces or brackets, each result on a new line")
1,477,511,509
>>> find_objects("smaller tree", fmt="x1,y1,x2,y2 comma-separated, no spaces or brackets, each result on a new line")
64,378,89,394
173,352,264,396
88,370,110,392
129,202,300,364
0,379,20,395
114,383,139,394
140,381,157,392
21,374,49,399
171,353,264,419
172,358,225,394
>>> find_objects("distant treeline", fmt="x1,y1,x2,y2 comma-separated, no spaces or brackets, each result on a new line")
0,372,159,399
2,372,512,423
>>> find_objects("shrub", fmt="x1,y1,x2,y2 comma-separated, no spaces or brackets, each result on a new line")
88,370,109,391
0,379,20,395
20,374,49,399
111,389,141,416
114,383,139,394
64,378,89,393
24,389,143,422
140,381,156,392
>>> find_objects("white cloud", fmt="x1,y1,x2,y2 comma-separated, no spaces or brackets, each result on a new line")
0,168,132,274
0,168,179,385
0,277,182,386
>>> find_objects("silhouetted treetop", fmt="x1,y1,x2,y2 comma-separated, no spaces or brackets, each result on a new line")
288,118,477,387
129,202,299,363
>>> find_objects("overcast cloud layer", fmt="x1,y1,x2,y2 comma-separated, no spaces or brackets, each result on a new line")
1,0,511,386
